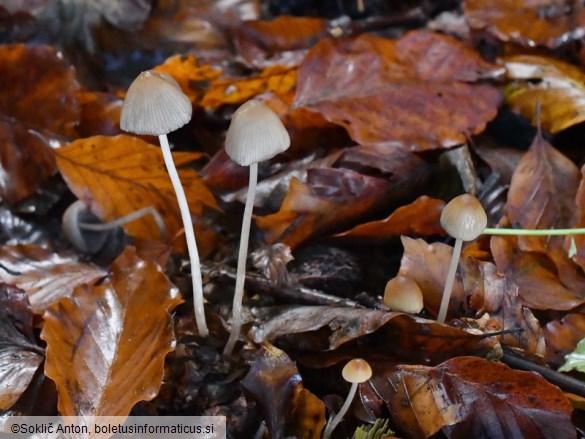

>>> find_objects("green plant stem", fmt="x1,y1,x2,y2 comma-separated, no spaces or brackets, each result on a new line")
224,162,258,356
483,227,585,236
437,238,462,324
159,134,208,338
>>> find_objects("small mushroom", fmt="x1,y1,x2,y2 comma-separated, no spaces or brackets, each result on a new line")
120,70,210,337
383,275,424,314
322,358,372,439
437,194,487,323
223,100,290,356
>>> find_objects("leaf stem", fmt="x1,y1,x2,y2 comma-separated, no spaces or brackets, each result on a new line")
483,227,585,236
224,162,258,356
159,134,208,337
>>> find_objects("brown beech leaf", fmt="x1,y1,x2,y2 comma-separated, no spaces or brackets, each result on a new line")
250,306,496,364
505,130,580,254
234,16,327,68
294,30,503,150
55,135,218,245
201,65,298,110
0,117,58,204
0,284,44,410
544,313,585,367
241,342,325,439
504,55,585,133
398,236,465,319
464,0,585,48
334,196,445,243
0,44,80,137
571,165,585,271
0,245,106,314
491,234,585,310
76,90,122,137
383,357,575,439
154,54,223,104
41,246,182,417
288,386,325,439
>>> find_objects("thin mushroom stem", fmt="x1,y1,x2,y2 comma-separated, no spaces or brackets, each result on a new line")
224,162,258,356
159,134,208,337
322,382,358,439
78,205,167,242
437,237,463,324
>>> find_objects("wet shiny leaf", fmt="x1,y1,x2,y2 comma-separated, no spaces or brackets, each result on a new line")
41,246,182,417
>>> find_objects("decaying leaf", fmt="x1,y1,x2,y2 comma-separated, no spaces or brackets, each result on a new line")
504,55,585,133
0,44,80,137
294,30,503,150
464,0,585,48
241,342,325,439
544,313,585,367
41,246,182,417
0,245,107,314
55,135,218,245
384,357,575,439
334,196,445,243
0,284,44,410
570,164,585,271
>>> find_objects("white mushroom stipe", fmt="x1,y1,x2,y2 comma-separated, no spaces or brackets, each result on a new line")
223,100,290,356
437,194,487,324
121,70,209,337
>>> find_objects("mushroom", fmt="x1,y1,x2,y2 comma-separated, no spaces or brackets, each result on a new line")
120,70,209,337
322,358,372,439
62,200,167,253
222,100,290,356
383,275,424,314
437,194,487,323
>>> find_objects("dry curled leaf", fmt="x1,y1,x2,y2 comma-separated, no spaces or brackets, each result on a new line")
504,55,585,133
294,30,503,150
383,356,575,439
544,313,585,367
0,284,44,410
55,134,218,246
41,246,182,417
0,245,107,314
464,0,585,48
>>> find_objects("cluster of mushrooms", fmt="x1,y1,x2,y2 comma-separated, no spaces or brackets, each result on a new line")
59,69,490,436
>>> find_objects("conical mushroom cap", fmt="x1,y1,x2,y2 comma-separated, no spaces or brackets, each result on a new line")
383,275,424,314
440,194,487,241
225,100,290,166
342,358,372,383
120,70,192,135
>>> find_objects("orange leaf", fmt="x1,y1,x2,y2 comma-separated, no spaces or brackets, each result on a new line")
154,54,223,104
294,31,503,150
55,135,218,245
41,246,183,417
201,65,298,109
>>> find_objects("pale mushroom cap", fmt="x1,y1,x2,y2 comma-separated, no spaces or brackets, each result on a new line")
440,194,487,241
225,100,291,166
342,358,372,383
120,70,192,135
383,275,424,314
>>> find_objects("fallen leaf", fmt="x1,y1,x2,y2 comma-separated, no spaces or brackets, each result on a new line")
41,246,182,417
503,55,585,133
76,90,122,137
0,117,58,204
154,54,223,104
288,386,325,439
0,245,107,314
201,65,298,110
464,0,585,48
294,31,503,150
383,357,575,439
241,342,325,439
0,284,44,410
570,164,585,271
55,134,218,245
234,16,327,68
544,313,585,367
558,337,585,373
0,44,80,137
503,130,585,293
334,196,445,243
